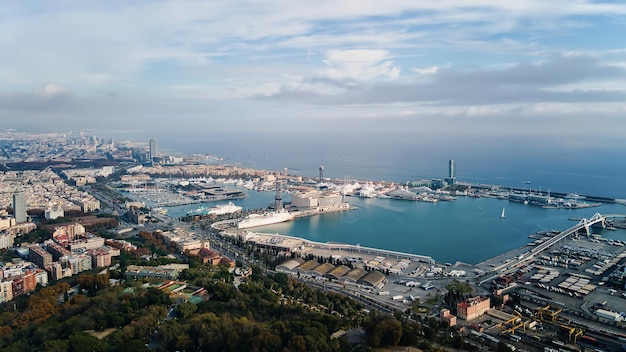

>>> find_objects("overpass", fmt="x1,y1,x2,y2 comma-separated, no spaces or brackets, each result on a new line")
480,213,626,284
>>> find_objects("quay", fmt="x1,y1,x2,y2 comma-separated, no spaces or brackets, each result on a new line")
223,230,435,265
291,203,352,218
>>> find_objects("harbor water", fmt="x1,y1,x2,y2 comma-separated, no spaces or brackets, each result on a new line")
167,192,626,265
159,134,626,265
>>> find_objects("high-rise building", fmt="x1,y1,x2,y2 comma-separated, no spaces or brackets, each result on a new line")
13,190,27,223
149,139,158,161
444,160,457,186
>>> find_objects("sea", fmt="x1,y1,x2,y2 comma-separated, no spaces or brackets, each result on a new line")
154,133,626,265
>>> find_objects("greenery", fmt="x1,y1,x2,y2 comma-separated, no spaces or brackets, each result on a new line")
445,281,473,294
0,280,169,352
0,232,481,352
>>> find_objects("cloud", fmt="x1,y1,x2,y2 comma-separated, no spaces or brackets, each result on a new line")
34,84,72,99
0,0,625,140
0,84,72,110
2,0,625,90
323,49,400,80
265,54,626,105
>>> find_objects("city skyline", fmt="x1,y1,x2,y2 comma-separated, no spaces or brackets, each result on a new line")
0,1,625,150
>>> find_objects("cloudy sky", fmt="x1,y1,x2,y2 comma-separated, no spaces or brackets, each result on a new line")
1,1,625,148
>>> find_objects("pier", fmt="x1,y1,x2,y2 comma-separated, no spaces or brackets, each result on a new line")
225,231,435,264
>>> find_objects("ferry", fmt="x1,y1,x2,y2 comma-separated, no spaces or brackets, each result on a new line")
237,209,294,229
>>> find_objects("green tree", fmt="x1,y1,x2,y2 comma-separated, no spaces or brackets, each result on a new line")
69,332,101,352
176,302,197,319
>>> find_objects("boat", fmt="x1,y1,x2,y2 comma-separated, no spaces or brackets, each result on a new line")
151,207,168,214
207,202,243,215
500,207,506,219
237,209,294,229
187,205,211,216
359,183,377,198
565,193,583,199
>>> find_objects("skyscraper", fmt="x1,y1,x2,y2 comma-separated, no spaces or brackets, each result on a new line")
13,190,26,223
445,160,457,186
149,139,158,161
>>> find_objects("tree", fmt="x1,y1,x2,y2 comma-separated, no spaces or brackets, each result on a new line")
69,332,101,352
176,302,197,319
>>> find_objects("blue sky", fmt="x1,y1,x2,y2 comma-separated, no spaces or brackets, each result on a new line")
1,1,625,149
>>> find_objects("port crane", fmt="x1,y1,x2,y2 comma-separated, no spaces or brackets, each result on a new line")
560,324,583,343
498,312,527,335
536,305,562,322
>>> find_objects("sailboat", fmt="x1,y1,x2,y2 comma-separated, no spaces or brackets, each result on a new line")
500,207,506,219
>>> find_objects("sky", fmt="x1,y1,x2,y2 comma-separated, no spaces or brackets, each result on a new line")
1,1,626,151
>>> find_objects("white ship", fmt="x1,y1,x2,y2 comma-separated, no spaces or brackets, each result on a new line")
237,210,294,229
207,202,243,215
359,183,377,198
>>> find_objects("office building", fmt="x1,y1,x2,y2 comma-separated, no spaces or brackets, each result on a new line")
149,139,158,161
449,160,455,178
457,296,490,321
13,190,27,223
445,160,456,186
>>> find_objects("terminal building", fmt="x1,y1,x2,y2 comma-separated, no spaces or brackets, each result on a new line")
290,190,343,208
276,258,386,289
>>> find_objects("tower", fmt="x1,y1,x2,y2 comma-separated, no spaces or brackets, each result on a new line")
149,139,158,161
13,190,26,223
445,160,457,186
319,165,324,183
275,180,283,210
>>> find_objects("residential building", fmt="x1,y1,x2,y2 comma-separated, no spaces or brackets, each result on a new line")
29,244,53,268
0,232,15,249
0,281,13,303
44,206,64,220
69,235,105,253
46,242,71,261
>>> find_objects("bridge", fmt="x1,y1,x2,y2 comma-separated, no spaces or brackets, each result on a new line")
480,213,626,284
